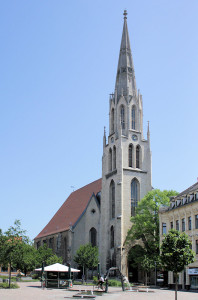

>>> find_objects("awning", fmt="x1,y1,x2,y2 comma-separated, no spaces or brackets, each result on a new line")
35,263,80,272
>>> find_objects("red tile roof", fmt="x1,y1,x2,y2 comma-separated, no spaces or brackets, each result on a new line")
35,178,102,240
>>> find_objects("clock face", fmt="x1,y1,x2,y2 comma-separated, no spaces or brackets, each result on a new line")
132,134,138,141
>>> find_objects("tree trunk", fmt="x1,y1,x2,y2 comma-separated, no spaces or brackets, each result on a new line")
175,273,178,300
145,271,148,286
8,263,11,288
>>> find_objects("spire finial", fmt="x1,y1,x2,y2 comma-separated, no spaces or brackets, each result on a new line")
123,10,127,19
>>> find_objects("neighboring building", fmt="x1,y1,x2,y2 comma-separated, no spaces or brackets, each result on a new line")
34,11,152,278
159,182,198,289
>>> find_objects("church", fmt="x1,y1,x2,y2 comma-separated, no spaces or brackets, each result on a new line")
34,11,152,277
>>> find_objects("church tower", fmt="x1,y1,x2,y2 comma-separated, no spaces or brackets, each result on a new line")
100,11,152,275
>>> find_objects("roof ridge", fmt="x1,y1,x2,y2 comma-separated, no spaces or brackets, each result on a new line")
71,178,102,194
175,181,198,198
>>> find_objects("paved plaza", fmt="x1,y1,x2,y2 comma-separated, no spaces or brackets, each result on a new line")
0,282,198,300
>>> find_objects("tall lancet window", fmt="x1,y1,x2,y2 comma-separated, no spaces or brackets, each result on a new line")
111,108,115,134
120,105,125,130
109,148,112,172
89,227,97,247
128,144,133,167
110,180,115,219
110,226,114,248
132,106,136,130
136,145,140,168
131,178,139,216
113,146,116,170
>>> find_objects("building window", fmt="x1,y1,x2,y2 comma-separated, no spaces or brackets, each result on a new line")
109,148,112,172
120,105,125,130
182,218,185,232
195,215,198,229
162,223,166,235
110,180,115,219
176,220,179,231
188,216,192,230
136,145,140,168
128,144,133,167
49,237,54,250
131,106,136,130
131,178,139,216
110,226,114,249
196,240,198,254
36,241,41,249
90,227,97,247
111,108,114,133
113,146,116,170
170,221,173,229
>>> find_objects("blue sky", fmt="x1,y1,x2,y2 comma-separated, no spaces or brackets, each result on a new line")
0,0,198,241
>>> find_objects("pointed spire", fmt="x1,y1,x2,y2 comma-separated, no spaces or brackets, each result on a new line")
115,11,137,99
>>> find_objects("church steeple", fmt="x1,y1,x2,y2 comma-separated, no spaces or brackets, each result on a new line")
115,10,137,99
100,11,152,277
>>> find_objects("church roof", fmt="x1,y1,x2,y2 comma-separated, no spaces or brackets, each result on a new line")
35,178,102,239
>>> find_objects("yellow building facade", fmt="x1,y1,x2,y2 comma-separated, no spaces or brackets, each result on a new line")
159,182,198,289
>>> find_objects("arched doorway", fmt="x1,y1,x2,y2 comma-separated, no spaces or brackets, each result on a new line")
128,245,145,283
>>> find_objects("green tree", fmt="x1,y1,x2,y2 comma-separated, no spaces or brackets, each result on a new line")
126,189,178,282
141,255,156,286
0,220,63,286
0,220,29,287
16,243,37,276
160,229,195,300
74,244,99,279
35,244,63,267
46,254,63,266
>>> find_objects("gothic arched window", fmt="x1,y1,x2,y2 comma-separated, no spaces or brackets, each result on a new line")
131,178,139,216
136,145,140,168
109,148,112,172
128,144,133,167
90,227,97,247
120,105,125,130
132,105,136,130
111,108,115,133
110,180,115,219
110,226,114,248
113,146,116,170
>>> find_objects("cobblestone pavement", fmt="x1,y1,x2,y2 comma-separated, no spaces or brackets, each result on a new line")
0,282,198,300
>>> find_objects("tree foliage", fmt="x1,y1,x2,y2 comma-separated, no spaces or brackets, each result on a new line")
0,220,30,287
126,189,178,275
160,229,195,300
74,243,99,270
0,220,63,286
160,229,195,273
35,244,63,266
46,254,63,266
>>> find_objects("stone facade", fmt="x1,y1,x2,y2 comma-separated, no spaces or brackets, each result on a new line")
159,182,198,289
